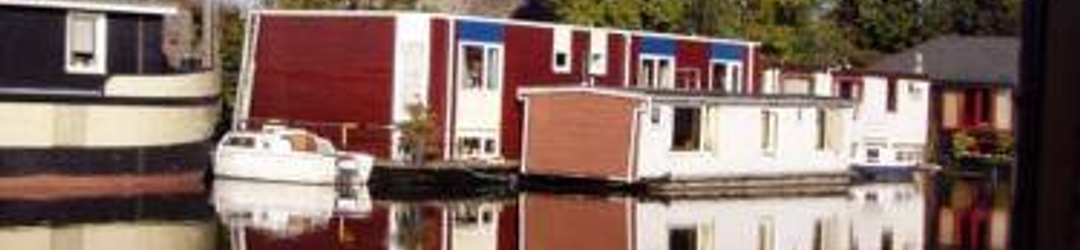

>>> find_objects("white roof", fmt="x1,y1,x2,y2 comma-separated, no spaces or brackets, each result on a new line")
0,0,178,15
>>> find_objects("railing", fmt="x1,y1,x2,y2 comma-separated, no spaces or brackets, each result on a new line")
238,117,382,149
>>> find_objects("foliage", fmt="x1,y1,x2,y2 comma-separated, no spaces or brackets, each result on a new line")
947,125,1015,169
544,0,1020,67
396,103,439,165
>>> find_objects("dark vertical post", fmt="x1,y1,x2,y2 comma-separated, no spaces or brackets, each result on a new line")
1011,0,1080,249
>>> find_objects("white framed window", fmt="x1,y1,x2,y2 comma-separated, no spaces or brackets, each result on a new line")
552,27,572,73
638,56,675,88
66,11,107,75
588,30,608,75
708,60,743,93
459,43,503,91
457,136,499,160
671,107,704,152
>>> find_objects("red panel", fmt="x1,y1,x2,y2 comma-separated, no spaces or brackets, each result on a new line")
251,15,396,157
498,203,519,250
429,18,449,158
498,26,587,160
594,33,626,87
421,207,444,250
243,207,391,250
523,194,630,250
675,40,709,90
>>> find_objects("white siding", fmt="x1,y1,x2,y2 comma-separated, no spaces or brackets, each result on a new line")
392,14,433,160
635,103,852,179
849,76,931,167
634,183,924,250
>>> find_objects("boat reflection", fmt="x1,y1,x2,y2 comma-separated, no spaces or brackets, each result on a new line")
213,179,518,250
217,181,926,250
0,183,216,250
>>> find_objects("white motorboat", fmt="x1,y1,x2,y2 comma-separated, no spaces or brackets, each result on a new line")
212,179,372,240
213,125,374,185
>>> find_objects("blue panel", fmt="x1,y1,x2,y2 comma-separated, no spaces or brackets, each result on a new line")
456,20,504,43
639,37,676,56
711,43,744,61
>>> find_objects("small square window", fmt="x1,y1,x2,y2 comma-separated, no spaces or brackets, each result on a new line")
66,12,106,74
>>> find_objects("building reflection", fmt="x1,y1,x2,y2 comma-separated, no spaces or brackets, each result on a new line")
521,182,925,250
213,179,518,250
215,181,926,250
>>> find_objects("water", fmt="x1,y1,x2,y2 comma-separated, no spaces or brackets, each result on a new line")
0,176,948,250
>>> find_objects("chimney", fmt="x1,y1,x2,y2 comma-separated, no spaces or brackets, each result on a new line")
914,52,924,74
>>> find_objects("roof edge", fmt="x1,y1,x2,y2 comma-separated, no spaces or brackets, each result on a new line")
0,0,178,15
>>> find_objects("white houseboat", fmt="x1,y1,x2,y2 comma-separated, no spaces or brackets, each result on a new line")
519,86,854,183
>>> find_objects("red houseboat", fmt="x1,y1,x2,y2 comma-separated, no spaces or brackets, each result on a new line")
236,10,760,163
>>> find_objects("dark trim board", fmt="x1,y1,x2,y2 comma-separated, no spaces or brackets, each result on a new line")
0,192,213,226
0,142,211,176
0,93,219,106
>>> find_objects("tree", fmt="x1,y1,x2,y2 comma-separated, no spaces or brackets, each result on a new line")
396,103,438,166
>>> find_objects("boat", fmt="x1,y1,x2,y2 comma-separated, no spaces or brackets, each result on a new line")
212,179,371,241
213,125,374,185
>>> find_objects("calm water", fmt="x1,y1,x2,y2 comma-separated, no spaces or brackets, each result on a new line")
0,175,961,250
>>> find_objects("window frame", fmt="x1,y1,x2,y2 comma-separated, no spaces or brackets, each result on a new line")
65,11,107,75
552,27,573,73
670,106,705,152
639,55,676,89
708,59,743,93
761,110,779,156
458,42,503,92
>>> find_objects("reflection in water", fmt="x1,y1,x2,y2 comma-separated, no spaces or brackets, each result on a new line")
215,180,926,250
0,183,216,250
523,183,924,250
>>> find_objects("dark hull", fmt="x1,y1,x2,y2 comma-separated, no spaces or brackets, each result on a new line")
0,141,211,176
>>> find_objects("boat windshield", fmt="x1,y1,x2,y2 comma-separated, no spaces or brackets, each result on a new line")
285,134,318,153
223,136,256,148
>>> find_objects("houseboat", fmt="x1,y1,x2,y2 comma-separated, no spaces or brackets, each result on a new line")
235,10,760,164
518,86,854,184
765,68,932,173
0,0,219,182
868,36,1016,168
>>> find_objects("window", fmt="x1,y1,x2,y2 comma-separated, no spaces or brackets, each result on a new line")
588,30,608,75
886,79,898,112
761,111,778,154
463,46,485,89
458,136,497,159
672,107,702,151
867,148,880,163
709,61,743,93
460,137,481,156
552,28,572,73
758,218,775,250
486,47,501,90
639,57,674,88
66,12,106,74
224,136,255,148
816,109,827,150
669,227,697,250
460,44,501,90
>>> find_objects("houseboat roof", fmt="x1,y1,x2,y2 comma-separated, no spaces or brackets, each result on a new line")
519,86,853,108
254,9,760,47
869,35,1018,86
0,0,179,15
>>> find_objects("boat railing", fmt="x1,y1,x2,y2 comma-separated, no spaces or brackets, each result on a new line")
238,118,380,149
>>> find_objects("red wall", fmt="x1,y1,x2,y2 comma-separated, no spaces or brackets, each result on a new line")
429,18,449,158
594,33,627,87
675,40,710,89
498,26,589,160
251,15,396,157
